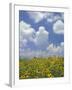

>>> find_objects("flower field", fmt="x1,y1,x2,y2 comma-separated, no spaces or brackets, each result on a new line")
19,56,64,79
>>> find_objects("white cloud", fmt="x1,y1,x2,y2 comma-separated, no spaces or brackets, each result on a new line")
20,21,36,41
20,21,49,50
20,42,64,58
20,21,49,52
47,42,64,56
47,13,64,23
60,42,64,47
20,39,28,48
34,26,49,48
27,12,45,23
20,20,30,30
19,20,64,58
47,13,54,23
27,12,64,23
22,39,28,46
53,15,62,21
19,22,49,57
27,12,55,23
20,49,49,59
20,48,31,58
19,21,36,54
47,43,61,53
47,18,53,23
53,20,64,34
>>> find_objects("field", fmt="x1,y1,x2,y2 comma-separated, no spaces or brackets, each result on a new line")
19,56,64,79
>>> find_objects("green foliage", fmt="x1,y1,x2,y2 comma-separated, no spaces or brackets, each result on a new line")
19,56,64,79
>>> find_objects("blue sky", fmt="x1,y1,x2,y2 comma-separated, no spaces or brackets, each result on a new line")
19,10,64,58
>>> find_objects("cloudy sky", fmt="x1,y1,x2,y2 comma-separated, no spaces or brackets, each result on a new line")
19,10,64,58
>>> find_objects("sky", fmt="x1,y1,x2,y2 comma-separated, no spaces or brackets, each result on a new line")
19,10,64,58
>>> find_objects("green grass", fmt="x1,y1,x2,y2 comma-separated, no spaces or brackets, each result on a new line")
19,56,64,79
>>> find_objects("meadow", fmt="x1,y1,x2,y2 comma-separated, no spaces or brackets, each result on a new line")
19,56,64,79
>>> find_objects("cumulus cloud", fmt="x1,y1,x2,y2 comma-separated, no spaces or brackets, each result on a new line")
19,21,36,55
19,20,64,58
20,42,64,58
46,42,64,56
19,48,31,58
53,20,64,34
47,13,55,23
20,20,30,30
46,13,64,23
27,11,64,23
47,43,61,54
53,15,62,21
19,21,49,55
19,39,28,48
34,26,49,49
27,12,55,23
27,12,45,23
20,21,36,40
